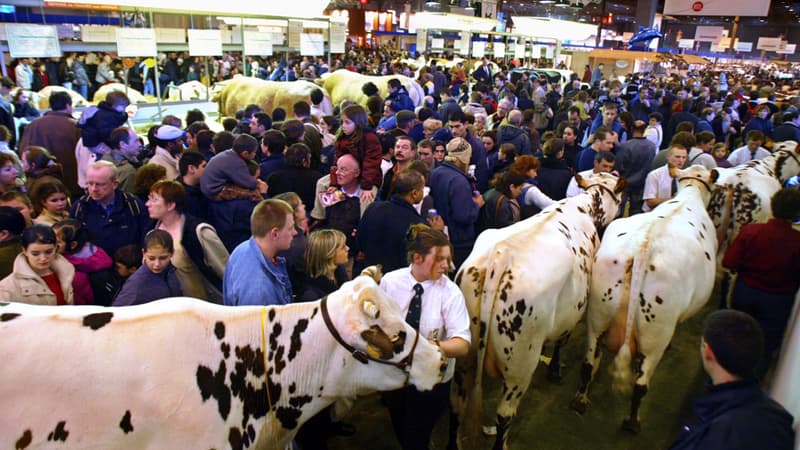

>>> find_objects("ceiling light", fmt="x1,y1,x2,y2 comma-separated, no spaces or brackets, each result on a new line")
539,0,555,4
555,0,570,7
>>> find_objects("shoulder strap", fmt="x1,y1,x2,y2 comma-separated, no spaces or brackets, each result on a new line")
689,152,704,164
120,191,142,217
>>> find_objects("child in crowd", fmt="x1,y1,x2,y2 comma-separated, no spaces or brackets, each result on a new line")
30,176,70,226
213,159,266,203
200,134,266,202
113,229,181,306
0,191,34,227
53,219,113,306
91,244,140,306
75,92,131,188
712,143,733,168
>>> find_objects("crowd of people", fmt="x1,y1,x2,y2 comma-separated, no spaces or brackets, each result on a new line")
0,43,798,449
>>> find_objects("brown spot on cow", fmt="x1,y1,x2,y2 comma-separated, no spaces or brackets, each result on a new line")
15,429,32,449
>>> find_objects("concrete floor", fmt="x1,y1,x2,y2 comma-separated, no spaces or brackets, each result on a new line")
329,302,715,450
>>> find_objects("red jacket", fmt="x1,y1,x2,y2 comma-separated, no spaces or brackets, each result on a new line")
331,131,383,190
723,219,800,295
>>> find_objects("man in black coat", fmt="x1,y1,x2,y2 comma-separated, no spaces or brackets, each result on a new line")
670,310,794,450
773,111,800,142
357,170,429,273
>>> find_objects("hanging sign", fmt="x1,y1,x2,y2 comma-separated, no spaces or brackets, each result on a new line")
472,41,485,58
330,21,347,54
416,29,427,54
493,42,505,58
116,28,157,57
514,38,526,59
5,24,61,58
288,20,303,49
300,33,324,56
187,29,223,56
243,30,273,56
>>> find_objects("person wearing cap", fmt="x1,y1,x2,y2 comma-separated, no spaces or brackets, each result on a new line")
670,310,795,450
429,137,485,269
447,109,489,192
149,125,185,180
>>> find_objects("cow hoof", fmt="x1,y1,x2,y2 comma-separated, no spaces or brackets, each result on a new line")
569,396,588,414
621,418,641,434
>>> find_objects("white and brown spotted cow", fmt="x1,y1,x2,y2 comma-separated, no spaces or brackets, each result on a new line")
0,271,444,450
317,69,425,109
450,172,626,450
570,165,719,433
707,142,800,304
213,77,334,118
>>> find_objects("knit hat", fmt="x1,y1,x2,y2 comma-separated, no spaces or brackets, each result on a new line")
446,137,472,165
431,128,452,143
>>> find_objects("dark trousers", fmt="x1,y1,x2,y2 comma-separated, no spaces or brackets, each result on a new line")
731,278,796,376
383,381,450,450
622,187,644,216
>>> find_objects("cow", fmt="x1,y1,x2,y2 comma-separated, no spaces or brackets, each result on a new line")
570,165,719,433
166,80,211,102
317,69,425,109
0,269,445,450
212,77,334,118
449,172,626,450
93,83,148,104
34,86,89,110
707,141,800,304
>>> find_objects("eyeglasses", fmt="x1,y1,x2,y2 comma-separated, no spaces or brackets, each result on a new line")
335,166,356,174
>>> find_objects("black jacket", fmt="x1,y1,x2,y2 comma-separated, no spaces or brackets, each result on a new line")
536,157,572,201
357,196,426,273
670,379,794,450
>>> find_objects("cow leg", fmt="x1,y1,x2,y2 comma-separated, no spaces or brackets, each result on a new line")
622,332,671,434
547,334,569,383
570,331,605,413
449,351,478,450
494,343,541,450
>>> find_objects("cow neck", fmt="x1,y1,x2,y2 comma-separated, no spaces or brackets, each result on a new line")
319,295,420,377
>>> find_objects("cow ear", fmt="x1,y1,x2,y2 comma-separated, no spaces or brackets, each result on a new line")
614,176,627,194
361,299,380,319
709,169,719,184
575,173,587,189
668,165,678,179
360,265,383,283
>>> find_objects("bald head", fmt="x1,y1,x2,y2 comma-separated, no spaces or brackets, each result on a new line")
508,109,522,126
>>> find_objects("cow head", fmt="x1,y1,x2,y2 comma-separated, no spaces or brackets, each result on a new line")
669,165,719,205
576,172,627,226
329,274,445,392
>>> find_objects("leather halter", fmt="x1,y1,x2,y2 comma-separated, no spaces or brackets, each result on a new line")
320,295,420,372
677,176,713,193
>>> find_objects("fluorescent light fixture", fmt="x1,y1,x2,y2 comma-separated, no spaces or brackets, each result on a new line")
555,0,570,7
539,0,556,4
64,0,329,18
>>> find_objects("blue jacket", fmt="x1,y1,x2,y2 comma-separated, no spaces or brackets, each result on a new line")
208,199,255,253
465,132,489,192
201,149,257,198
223,237,293,306
429,162,480,246
69,189,153,257
113,264,181,306
386,88,415,112
670,379,794,450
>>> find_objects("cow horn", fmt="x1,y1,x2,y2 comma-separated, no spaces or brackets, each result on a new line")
362,300,380,319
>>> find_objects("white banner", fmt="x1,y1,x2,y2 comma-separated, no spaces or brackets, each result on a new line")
431,38,444,49
5,24,60,58
330,22,347,54
471,41,485,58
300,33,324,56
514,39,526,59
243,30,273,56
187,29,223,56
155,28,185,43
694,26,724,43
80,25,117,43
416,29,427,54
458,32,470,56
288,20,302,49
777,44,796,55
678,38,695,49
664,0,770,16
735,41,753,52
757,37,782,51
116,28,157,57
493,42,505,58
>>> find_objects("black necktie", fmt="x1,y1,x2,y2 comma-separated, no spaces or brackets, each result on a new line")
671,178,678,196
406,283,424,330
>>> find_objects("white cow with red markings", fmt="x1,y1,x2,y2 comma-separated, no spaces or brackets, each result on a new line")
449,172,626,450
570,165,719,433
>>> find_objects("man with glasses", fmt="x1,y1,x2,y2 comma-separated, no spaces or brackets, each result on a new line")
70,161,152,256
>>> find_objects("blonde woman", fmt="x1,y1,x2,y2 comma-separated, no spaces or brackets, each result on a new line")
422,118,442,140
297,229,349,303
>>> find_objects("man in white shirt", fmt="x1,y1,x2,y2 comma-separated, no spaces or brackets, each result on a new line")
14,59,33,90
727,131,770,167
642,144,688,212
644,112,663,151
566,151,616,197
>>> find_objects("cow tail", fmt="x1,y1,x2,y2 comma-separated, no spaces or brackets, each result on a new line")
610,244,647,395
464,247,508,440
715,185,734,254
